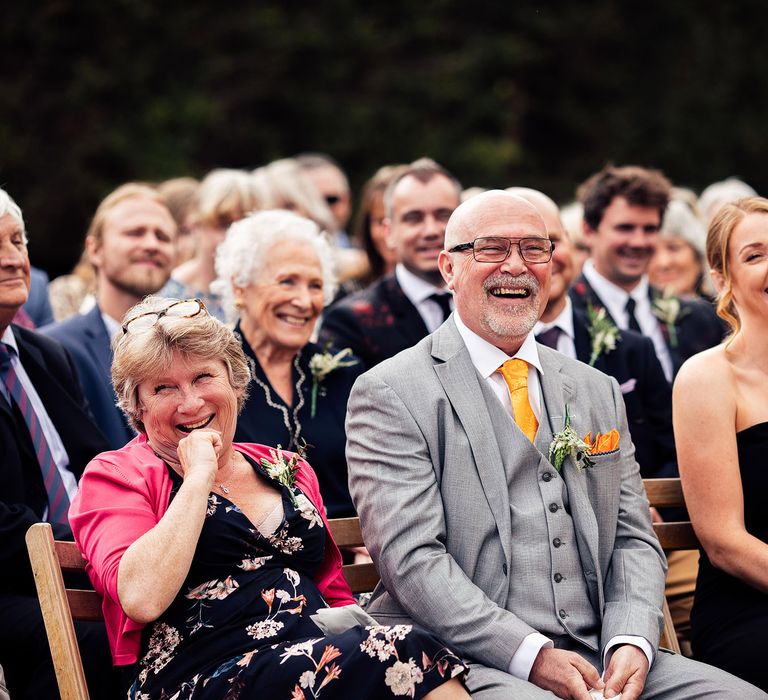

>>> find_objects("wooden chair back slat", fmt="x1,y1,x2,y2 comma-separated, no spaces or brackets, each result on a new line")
26,523,93,700
643,478,701,656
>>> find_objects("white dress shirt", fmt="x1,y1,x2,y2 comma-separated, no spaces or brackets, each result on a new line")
533,297,577,359
582,260,673,382
395,264,453,333
453,311,653,680
1,327,77,515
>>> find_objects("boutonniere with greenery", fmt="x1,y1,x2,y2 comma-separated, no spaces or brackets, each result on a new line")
652,288,686,348
259,441,307,507
586,302,620,366
308,347,358,418
548,406,595,472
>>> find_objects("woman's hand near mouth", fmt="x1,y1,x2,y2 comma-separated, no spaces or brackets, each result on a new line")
177,429,223,487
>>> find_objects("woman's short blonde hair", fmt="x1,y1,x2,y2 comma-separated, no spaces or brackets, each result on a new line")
213,209,338,322
194,169,260,228
112,296,251,433
706,196,768,335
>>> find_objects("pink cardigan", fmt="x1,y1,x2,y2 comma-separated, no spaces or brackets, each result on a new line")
69,435,355,665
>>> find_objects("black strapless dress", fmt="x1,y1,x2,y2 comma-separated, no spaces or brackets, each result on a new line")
691,421,768,690
127,454,467,699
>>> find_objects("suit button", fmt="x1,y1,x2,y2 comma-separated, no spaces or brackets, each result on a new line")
549,503,559,513
559,609,567,619
542,472,554,482
552,537,562,548
502,563,508,575
554,573,563,583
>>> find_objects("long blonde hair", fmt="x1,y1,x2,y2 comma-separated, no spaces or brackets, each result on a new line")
706,196,768,336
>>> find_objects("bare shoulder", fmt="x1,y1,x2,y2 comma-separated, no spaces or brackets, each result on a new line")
674,344,732,397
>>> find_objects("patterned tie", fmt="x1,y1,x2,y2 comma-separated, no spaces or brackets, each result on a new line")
429,292,453,322
536,326,562,350
625,297,642,333
498,359,538,442
0,343,71,524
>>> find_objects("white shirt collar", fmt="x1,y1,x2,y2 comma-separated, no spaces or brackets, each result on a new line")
582,259,649,305
100,310,122,340
2,326,19,354
454,310,542,379
395,263,446,306
534,296,575,340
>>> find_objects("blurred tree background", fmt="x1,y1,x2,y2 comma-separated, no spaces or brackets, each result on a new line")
1,0,767,276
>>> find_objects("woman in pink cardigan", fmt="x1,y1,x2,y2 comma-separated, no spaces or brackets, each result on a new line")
70,296,468,700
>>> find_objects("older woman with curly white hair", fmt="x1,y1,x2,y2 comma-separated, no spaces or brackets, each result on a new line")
214,210,363,520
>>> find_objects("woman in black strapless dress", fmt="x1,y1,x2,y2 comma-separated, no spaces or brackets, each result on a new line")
673,197,768,691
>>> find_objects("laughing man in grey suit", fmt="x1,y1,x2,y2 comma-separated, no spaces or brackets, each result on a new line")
346,191,765,699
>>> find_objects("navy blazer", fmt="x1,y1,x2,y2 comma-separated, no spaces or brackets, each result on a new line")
569,275,726,378
42,306,135,450
318,274,430,370
570,307,677,480
0,325,110,594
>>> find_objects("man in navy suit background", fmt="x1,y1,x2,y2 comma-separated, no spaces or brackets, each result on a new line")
319,158,461,369
43,183,177,449
569,165,724,381
0,187,118,698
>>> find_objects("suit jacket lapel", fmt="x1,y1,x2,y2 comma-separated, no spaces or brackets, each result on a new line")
384,276,429,342
432,320,512,567
84,306,114,381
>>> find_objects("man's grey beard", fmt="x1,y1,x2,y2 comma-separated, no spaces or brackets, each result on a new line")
480,273,541,339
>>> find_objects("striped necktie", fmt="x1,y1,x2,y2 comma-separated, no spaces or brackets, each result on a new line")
498,358,538,442
0,342,71,524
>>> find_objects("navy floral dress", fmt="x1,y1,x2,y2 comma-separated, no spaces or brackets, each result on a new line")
128,455,467,699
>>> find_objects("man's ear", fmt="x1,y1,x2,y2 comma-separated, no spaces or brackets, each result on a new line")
85,235,102,269
383,219,396,251
582,218,597,241
438,250,455,290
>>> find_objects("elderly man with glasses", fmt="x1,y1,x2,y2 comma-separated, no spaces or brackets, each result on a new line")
346,190,766,699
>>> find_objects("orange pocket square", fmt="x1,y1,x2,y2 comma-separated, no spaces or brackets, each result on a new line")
583,429,620,455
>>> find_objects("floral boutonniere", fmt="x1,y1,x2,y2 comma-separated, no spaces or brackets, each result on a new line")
548,406,595,472
586,302,621,367
259,442,307,507
308,347,358,418
652,288,687,348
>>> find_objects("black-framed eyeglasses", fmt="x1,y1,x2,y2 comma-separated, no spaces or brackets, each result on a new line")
448,236,554,264
122,299,208,334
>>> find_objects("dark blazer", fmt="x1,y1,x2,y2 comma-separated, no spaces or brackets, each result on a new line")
570,307,676,480
0,325,110,595
318,273,430,370
42,305,135,450
569,275,726,377
22,266,54,328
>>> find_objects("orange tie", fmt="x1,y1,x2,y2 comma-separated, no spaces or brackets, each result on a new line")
498,359,538,441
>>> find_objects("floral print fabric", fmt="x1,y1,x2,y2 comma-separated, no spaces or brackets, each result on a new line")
128,455,467,698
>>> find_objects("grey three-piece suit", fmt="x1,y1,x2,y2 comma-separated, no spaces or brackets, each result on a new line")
346,317,766,698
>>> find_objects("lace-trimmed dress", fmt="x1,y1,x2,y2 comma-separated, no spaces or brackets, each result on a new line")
128,455,467,699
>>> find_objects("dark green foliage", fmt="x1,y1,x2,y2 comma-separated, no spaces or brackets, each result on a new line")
1,0,767,275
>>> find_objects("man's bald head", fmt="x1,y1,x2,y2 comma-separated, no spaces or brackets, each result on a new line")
444,189,546,251
439,190,551,355
505,187,565,238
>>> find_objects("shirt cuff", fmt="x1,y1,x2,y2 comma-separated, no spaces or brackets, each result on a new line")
508,633,553,680
603,636,654,672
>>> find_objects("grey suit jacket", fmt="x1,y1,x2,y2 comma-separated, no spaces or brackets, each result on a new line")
346,316,665,673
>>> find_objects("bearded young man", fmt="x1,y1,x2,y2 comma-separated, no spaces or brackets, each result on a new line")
44,183,177,448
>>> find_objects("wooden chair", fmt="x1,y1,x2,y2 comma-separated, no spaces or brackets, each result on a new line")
327,516,381,594
643,477,700,655
25,522,101,700
25,518,380,700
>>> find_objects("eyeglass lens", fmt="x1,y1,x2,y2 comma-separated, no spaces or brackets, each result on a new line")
474,237,552,263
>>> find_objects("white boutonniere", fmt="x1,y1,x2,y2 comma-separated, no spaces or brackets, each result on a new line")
652,288,686,348
548,406,595,472
586,303,620,367
308,347,358,418
259,442,307,507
